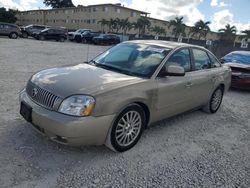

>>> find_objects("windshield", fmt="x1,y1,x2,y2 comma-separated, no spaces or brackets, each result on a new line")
91,43,170,78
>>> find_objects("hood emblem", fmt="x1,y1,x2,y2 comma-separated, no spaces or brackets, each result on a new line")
32,88,38,97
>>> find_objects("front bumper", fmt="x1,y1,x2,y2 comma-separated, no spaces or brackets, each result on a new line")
19,90,116,146
231,75,250,90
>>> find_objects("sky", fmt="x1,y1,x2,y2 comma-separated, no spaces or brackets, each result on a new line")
0,0,249,33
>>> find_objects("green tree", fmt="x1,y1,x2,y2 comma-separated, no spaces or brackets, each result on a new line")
98,19,109,33
119,18,133,34
189,20,211,40
219,24,237,41
133,17,151,37
169,17,186,39
240,30,250,41
43,0,75,8
151,26,166,36
0,7,17,23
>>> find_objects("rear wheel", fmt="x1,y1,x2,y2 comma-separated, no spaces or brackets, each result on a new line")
202,86,224,113
110,104,145,152
9,32,18,39
39,35,45,41
22,32,28,38
59,37,65,42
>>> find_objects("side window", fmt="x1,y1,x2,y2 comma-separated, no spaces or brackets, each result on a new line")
193,49,211,70
208,53,221,68
0,24,3,29
166,49,191,72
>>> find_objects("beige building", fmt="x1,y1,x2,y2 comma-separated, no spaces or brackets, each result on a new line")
16,3,223,41
16,4,148,32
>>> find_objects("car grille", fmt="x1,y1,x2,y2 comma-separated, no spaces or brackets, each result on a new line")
26,81,60,110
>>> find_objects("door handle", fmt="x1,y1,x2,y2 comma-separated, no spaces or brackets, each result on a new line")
211,76,217,82
185,82,193,88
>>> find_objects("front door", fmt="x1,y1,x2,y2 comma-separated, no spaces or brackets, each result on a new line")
155,48,195,121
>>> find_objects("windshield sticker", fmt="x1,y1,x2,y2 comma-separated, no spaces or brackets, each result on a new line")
145,47,165,53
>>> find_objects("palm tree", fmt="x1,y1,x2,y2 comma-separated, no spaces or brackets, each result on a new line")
240,30,250,41
119,18,133,34
98,19,109,33
169,17,186,39
189,20,211,40
151,26,166,36
133,17,151,37
107,18,118,32
219,24,237,41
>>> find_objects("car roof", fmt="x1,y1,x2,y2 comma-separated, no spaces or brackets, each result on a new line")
0,22,17,26
125,40,204,50
228,51,250,56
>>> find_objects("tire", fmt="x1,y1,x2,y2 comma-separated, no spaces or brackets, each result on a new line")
22,32,28,38
202,86,224,113
9,32,18,39
59,37,65,42
110,104,145,152
39,35,45,41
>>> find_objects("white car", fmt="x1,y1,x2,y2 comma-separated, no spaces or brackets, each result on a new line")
68,29,92,41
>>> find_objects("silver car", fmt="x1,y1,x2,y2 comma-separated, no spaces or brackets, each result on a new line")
19,40,231,152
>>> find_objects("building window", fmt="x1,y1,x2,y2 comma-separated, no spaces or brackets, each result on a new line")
87,20,90,24
115,8,121,13
103,6,108,12
92,19,96,24
131,11,137,17
93,7,98,12
66,19,69,23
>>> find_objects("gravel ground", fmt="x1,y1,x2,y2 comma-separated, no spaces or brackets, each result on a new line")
0,37,250,188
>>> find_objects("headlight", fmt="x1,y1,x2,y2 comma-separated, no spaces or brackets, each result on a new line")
58,95,95,117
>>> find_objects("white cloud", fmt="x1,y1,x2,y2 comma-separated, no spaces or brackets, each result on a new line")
210,0,229,7
128,0,204,26
211,9,250,33
211,0,218,6
0,0,38,10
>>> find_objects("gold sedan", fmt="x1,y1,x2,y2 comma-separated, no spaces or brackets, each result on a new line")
19,40,231,152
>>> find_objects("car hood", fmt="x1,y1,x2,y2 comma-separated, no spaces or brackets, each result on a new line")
68,32,77,35
225,63,250,70
30,63,144,98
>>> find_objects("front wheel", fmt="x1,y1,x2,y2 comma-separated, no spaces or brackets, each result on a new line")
59,37,65,42
9,32,18,39
110,104,145,152
202,86,224,113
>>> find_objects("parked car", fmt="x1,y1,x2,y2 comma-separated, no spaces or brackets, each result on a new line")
221,51,250,90
19,40,231,152
75,31,101,43
0,22,22,39
21,24,48,38
93,34,120,45
68,29,92,41
34,28,67,42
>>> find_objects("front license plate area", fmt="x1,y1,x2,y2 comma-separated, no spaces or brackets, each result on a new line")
20,102,32,123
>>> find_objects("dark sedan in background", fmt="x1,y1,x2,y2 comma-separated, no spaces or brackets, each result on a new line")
34,28,68,42
75,31,101,43
222,51,250,90
93,34,120,45
21,24,48,38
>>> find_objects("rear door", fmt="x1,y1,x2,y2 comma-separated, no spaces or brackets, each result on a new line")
188,48,217,106
0,24,8,35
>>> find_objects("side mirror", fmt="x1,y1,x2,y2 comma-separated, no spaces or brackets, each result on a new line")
158,65,185,77
167,65,185,76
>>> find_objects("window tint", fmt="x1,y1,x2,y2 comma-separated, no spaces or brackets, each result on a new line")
105,46,133,62
166,49,191,72
208,53,221,68
193,49,211,70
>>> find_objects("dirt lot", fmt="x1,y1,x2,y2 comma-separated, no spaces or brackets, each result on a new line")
0,37,250,188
